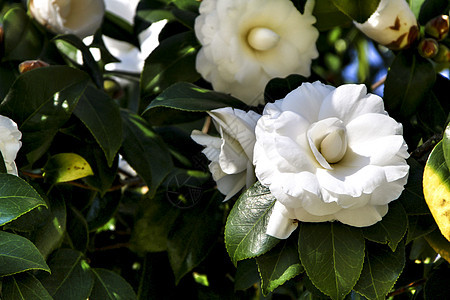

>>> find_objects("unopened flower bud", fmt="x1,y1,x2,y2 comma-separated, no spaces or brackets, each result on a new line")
18,60,50,73
425,15,449,41
354,0,419,50
418,38,439,58
433,44,450,63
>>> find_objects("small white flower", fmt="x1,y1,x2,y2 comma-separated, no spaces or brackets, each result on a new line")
0,115,22,176
253,81,409,239
354,0,419,50
191,107,261,200
29,0,105,39
195,0,319,106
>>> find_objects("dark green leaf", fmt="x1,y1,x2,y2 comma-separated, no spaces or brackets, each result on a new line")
298,222,365,300
2,7,43,61
66,206,89,253
85,191,121,231
425,229,450,263
424,263,450,299
0,173,47,226
171,0,200,12
0,66,90,164
43,153,93,184
0,231,50,276
121,109,173,192
406,214,437,244
398,158,430,215
225,182,280,266
384,51,436,119
418,0,450,24
362,201,408,251
353,242,405,300
167,191,223,284
102,11,140,48
90,268,137,300
264,75,308,103
331,0,380,23
40,249,94,299
2,272,53,300
256,237,304,295
292,0,308,14
142,82,247,125
313,0,352,31
74,85,123,167
140,31,200,99
234,259,260,291
0,64,18,101
137,9,175,23
0,150,7,173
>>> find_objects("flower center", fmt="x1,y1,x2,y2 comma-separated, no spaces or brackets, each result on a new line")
247,27,280,51
307,117,348,169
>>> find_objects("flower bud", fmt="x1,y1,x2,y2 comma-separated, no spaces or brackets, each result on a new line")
29,0,105,39
418,38,439,58
425,15,449,41
354,0,419,50
433,44,450,63
18,60,50,74
104,79,123,99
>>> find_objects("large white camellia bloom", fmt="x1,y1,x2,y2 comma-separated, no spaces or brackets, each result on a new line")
195,0,319,106
29,0,105,39
354,0,418,50
253,81,409,239
191,107,261,200
0,115,22,176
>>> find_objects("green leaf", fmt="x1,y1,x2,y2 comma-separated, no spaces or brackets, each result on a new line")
90,268,137,300
264,75,308,103
2,7,43,61
313,0,352,31
418,0,450,24
140,31,200,99
423,140,450,242
167,191,223,284
409,0,426,19
443,124,450,170
0,65,17,101
234,259,260,291
142,82,247,125
43,153,93,184
85,191,121,231
256,236,304,295
424,263,450,299
66,206,89,253
40,249,94,299
2,272,53,300
399,158,430,215
406,214,437,244
74,85,123,167
0,150,7,173
362,201,408,251
384,51,436,119
121,109,173,192
353,242,405,300
0,231,50,276
225,182,280,266
102,11,140,48
0,66,90,164
331,0,380,23
298,222,365,300
425,229,450,263
0,173,47,226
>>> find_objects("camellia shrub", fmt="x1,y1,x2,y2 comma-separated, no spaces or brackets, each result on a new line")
0,0,449,299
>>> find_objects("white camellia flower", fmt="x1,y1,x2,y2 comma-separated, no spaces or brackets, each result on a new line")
191,107,261,200
0,115,22,176
195,0,319,106
253,81,409,239
354,0,419,50
29,0,105,39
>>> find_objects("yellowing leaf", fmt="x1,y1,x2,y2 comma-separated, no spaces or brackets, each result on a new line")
43,153,93,184
423,141,450,242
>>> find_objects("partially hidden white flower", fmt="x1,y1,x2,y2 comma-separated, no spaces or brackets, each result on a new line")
253,81,409,239
195,0,319,106
0,115,22,176
29,0,105,39
354,0,419,50
191,107,261,200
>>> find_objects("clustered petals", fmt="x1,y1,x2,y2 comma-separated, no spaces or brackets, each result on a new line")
0,115,22,176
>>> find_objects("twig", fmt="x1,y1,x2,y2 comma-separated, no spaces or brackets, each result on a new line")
371,75,386,91
202,116,212,134
410,133,443,160
387,278,427,297
94,242,130,252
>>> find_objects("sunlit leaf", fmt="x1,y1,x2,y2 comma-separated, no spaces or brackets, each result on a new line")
424,229,450,263
43,153,93,184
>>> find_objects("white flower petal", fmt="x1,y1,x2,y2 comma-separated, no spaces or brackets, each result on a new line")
266,201,298,239
334,205,389,227
294,206,334,223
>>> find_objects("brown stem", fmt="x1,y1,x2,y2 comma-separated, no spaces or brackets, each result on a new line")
387,278,427,297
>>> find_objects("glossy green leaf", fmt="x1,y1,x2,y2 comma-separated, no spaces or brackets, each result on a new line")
167,191,223,284
234,259,260,291
331,0,380,23
264,75,308,103
0,231,50,276
85,191,121,231
362,201,407,251
423,140,450,242
353,242,405,300
140,31,200,99
90,268,137,300
399,158,430,215
443,124,450,170
74,85,123,167
418,0,450,24
406,214,437,244
66,206,89,253
0,65,17,101
313,0,352,31
225,182,280,266
0,173,47,226
40,249,94,299
121,109,173,192
102,11,140,48
0,151,7,173
2,7,43,61
0,66,90,164
384,51,436,119
256,237,304,295
43,153,93,184
2,272,53,300
409,0,426,18
142,82,247,125
298,222,365,300
425,229,450,263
